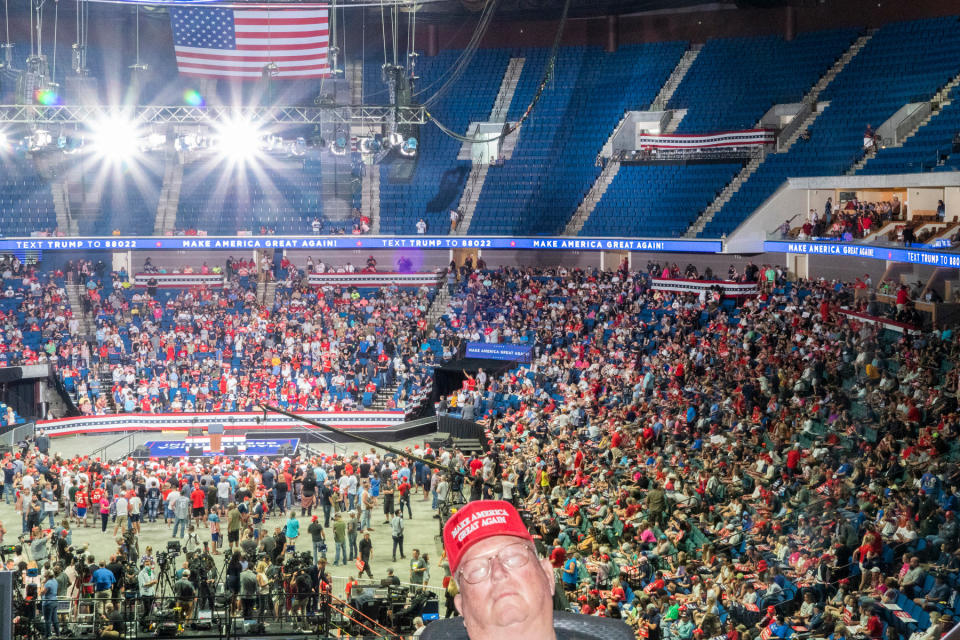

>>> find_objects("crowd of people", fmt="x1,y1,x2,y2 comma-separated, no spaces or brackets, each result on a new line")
0,436,460,637
429,260,960,640
2,254,960,640
4,255,440,417
786,197,905,242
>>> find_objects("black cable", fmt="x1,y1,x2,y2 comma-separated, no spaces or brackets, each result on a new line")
414,0,500,105
427,0,570,144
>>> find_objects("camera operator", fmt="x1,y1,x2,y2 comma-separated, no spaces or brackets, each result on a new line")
106,553,125,602
308,556,329,612
172,568,197,623
28,526,51,565
138,557,158,620
288,563,314,632
54,528,73,566
188,549,217,612
97,602,126,640
122,560,139,616
239,561,258,620
259,528,277,561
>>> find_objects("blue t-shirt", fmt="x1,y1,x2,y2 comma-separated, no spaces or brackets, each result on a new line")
286,517,300,539
93,567,116,592
43,578,58,602
562,558,578,585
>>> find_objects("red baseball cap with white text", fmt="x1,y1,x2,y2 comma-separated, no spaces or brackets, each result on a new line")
442,500,532,573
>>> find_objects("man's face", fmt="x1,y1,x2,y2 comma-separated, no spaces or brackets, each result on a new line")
454,536,555,639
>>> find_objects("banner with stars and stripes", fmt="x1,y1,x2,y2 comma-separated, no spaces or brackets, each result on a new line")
170,5,330,80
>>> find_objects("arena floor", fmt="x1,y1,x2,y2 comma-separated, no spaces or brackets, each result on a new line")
0,432,449,595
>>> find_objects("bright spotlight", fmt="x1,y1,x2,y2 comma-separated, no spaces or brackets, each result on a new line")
214,118,264,160
89,116,140,162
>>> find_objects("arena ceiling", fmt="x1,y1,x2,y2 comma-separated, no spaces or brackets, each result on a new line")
387,0,800,22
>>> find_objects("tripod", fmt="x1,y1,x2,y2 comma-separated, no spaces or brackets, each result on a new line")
154,556,179,603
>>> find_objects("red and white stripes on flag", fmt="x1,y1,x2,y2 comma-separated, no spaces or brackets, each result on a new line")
171,5,330,80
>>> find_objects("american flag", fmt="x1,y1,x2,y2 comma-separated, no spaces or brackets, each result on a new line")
170,5,330,80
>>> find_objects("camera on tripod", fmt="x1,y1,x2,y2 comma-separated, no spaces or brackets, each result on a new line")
157,540,182,567
283,551,313,574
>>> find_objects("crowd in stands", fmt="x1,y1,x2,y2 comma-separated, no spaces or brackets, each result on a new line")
61,257,441,416
2,257,960,640
427,260,960,640
787,198,905,242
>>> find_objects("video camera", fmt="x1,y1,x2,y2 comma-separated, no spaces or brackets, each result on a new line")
157,540,182,568
283,551,313,574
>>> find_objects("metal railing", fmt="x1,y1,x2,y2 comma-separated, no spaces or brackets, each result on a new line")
91,432,138,461
776,102,813,152
18,587,438,639
0,421,35,447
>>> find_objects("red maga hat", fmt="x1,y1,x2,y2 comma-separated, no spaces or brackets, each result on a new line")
441,499,532,574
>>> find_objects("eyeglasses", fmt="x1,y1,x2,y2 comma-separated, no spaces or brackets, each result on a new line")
456,542,536,585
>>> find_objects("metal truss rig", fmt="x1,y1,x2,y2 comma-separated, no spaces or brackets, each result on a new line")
0,104,428,126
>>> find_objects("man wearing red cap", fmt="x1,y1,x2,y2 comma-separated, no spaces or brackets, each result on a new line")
423,500,631,640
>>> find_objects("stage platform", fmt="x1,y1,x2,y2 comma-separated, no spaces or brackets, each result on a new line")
256,415,439,443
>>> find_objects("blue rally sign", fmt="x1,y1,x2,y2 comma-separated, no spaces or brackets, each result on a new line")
765,240,960,268
465,342,533,363
1,235,723,253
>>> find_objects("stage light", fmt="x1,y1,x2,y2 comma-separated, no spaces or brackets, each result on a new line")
214,117,264,160
330,134,348,156
400,137,418,157
89,116,141,162
34,88,60,106
387,132,404,148
148,133,166,149
183,89,205,107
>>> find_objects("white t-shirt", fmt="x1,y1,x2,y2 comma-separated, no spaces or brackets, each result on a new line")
115,497,129,517
128,496,142,515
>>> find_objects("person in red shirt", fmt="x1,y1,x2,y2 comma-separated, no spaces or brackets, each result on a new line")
865,607,883,639
725,620,741,640
90,484,104,507
397,479,412,518
75,486,89,527
786,444,801,478
190,483,207,526
468,457,483,477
